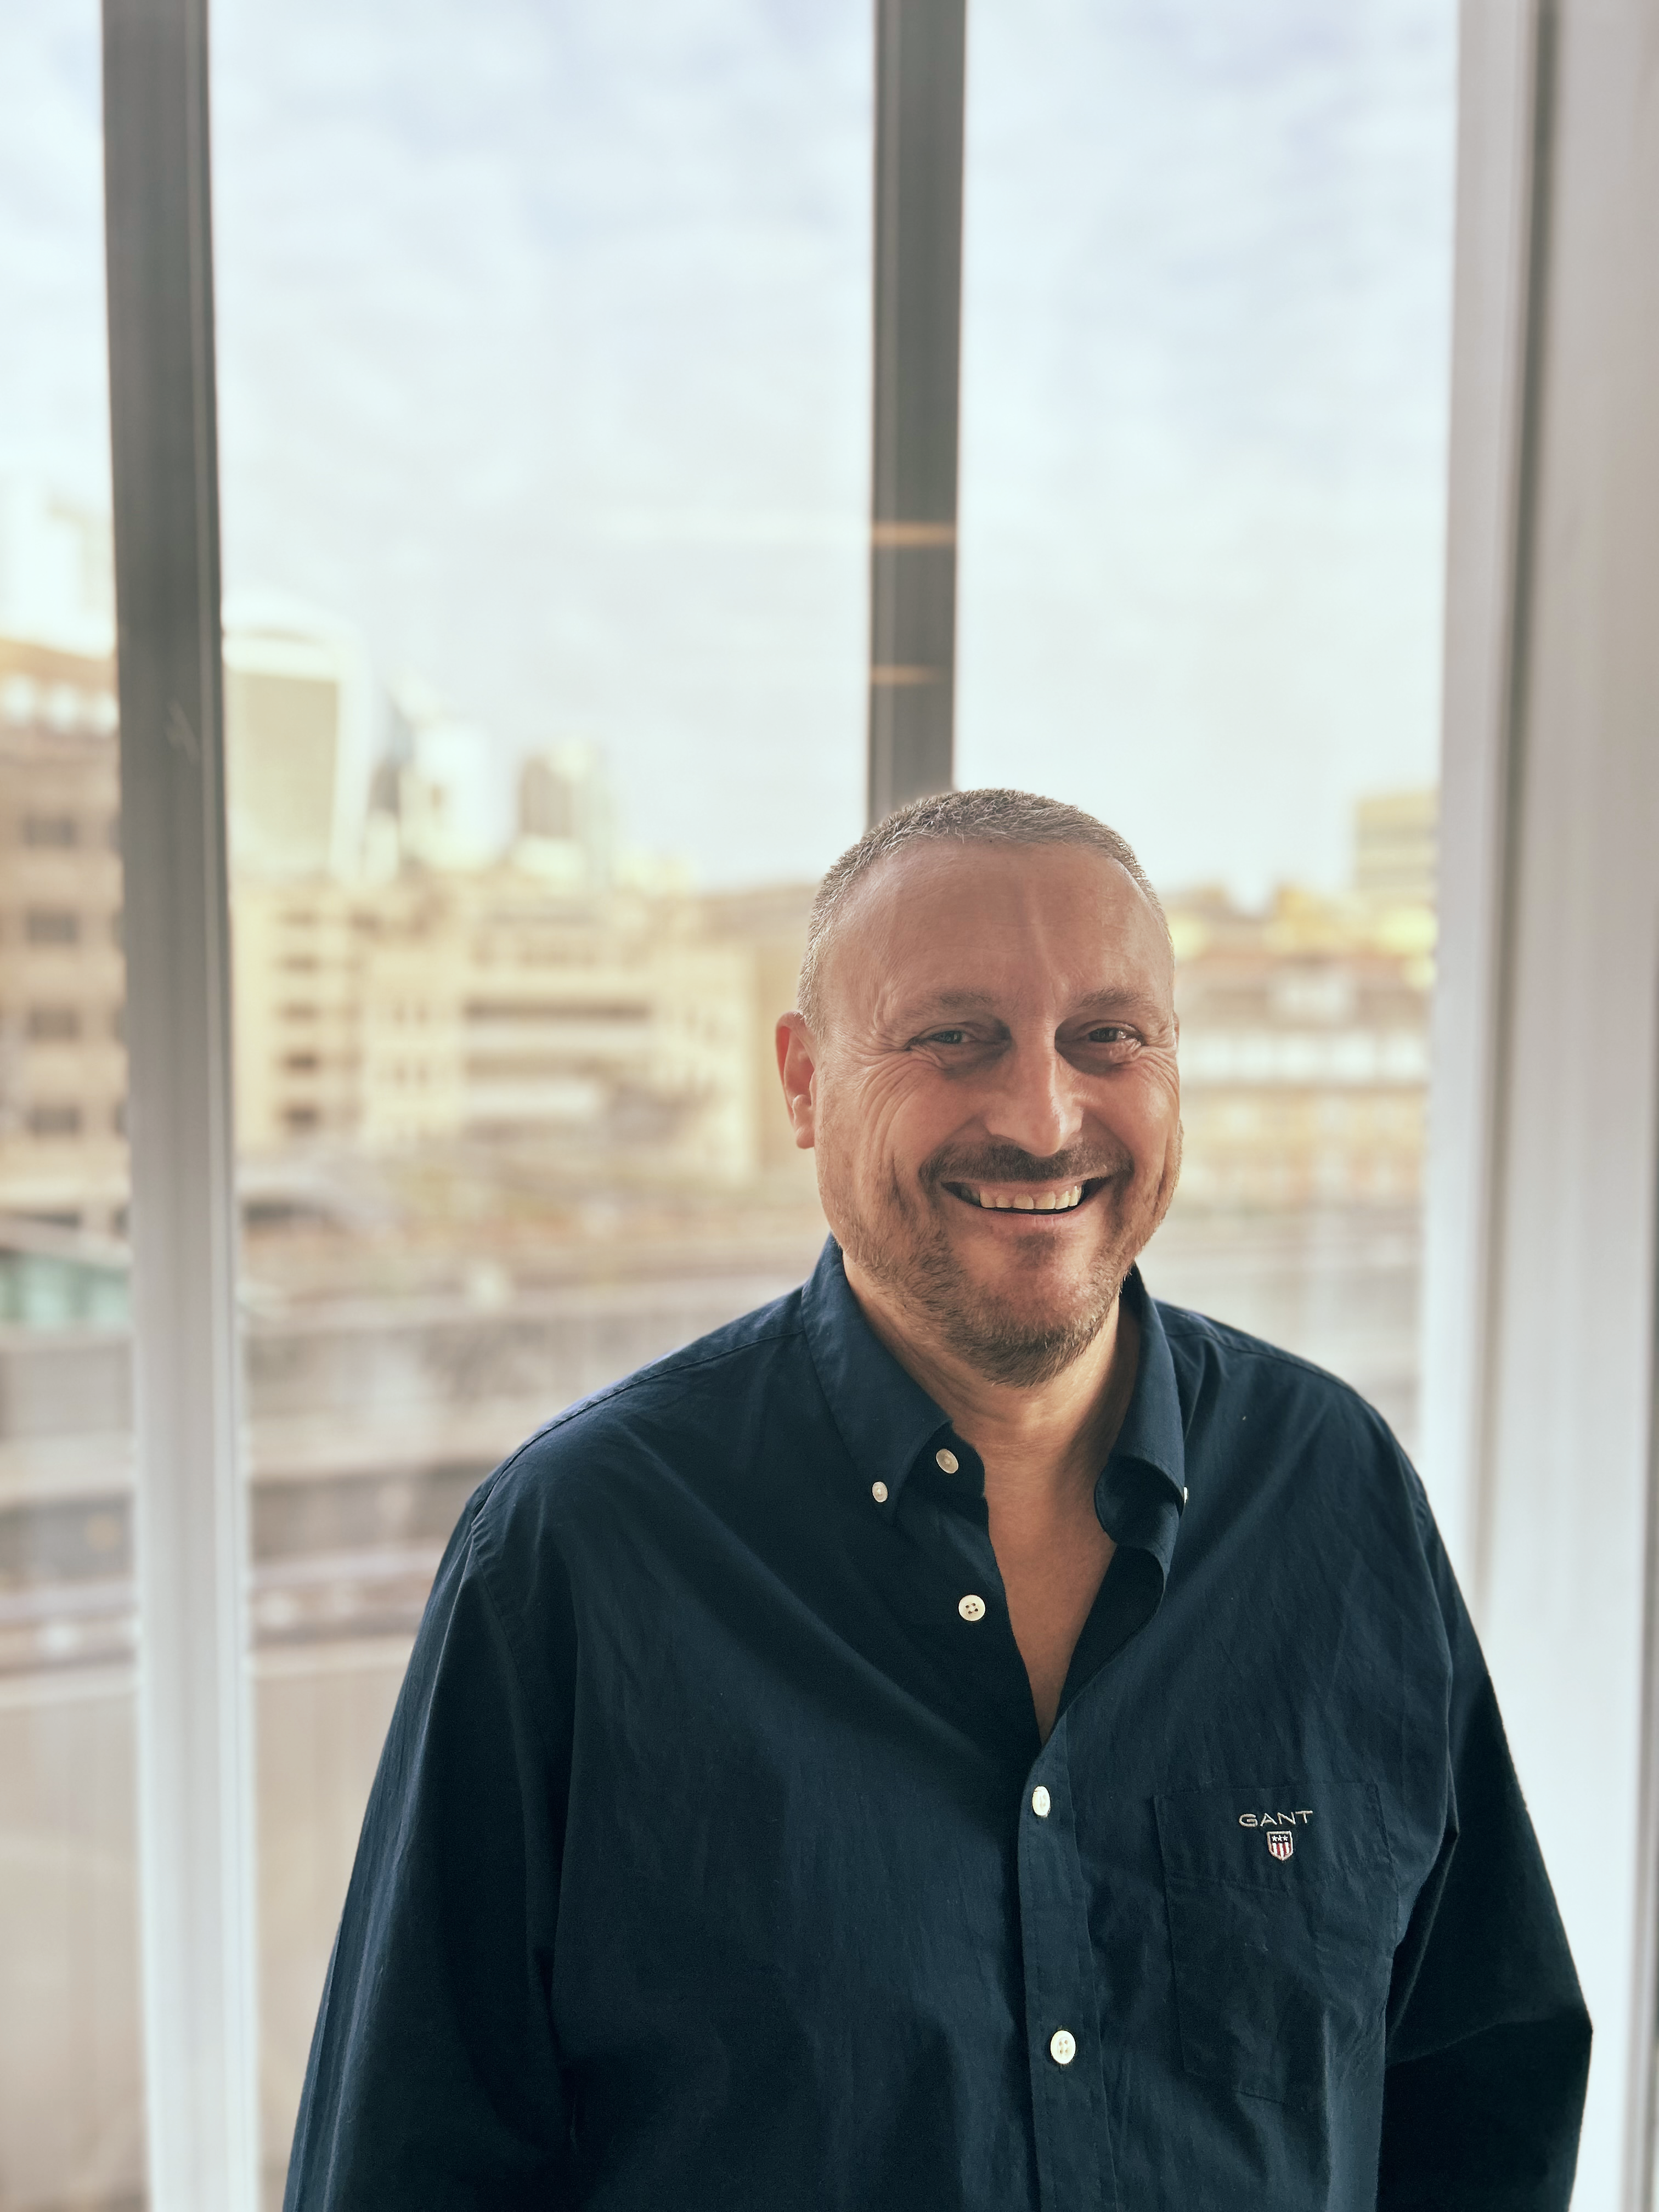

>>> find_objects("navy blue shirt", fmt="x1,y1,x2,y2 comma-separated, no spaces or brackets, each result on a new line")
286,1241,1589,2210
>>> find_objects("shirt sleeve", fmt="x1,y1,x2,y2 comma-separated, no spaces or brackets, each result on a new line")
1377,1512,1592,2210
283,1481,575,2210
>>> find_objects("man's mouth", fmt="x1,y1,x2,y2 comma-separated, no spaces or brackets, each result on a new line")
942,1178,1102,1215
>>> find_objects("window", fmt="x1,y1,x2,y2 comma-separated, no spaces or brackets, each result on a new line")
24,909,81,946
16,1,1658,2203
958,8,1455,1453
26,1103,84,1138
211,5,868,2183
0,3,138,2196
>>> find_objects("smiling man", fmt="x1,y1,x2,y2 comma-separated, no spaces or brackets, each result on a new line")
287,789,1589,2212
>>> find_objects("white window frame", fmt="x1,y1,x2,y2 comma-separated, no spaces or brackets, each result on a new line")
1424,3,1659,2205
103,2,257,2205
100,0,1659,2205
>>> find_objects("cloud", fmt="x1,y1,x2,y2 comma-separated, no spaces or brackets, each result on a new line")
957,0,1456,899
4,0,1457,894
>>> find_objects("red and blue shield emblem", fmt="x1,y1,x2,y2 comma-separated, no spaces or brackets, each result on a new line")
1266,1829,1294,1862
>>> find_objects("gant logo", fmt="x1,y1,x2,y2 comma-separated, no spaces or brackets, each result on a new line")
1239,1809,1312,1863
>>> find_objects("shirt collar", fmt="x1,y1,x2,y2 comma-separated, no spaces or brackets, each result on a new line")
800,1239,955,1515
1094,1270,1188,1579
800,1237,1190,1568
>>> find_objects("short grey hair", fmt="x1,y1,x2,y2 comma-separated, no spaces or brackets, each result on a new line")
796,786,1169,1032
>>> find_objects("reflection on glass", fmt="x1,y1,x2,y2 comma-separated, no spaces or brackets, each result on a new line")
0,7,143,2200
958,2,1458,1450
210,2,870,2192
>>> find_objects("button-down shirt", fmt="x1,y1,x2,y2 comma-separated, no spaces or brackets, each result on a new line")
285,1239,1589,2211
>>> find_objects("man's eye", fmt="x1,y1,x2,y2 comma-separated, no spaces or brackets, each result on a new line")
923,1029,968,1046
1086,1026,1135,1045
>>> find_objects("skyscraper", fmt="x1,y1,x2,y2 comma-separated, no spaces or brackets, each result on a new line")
223,597,376,880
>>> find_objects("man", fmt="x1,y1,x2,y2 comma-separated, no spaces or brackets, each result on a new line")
286,788,1589,2210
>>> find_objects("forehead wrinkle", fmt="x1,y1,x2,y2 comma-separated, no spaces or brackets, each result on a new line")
1071,983,1172,1022
894,988,1002,1022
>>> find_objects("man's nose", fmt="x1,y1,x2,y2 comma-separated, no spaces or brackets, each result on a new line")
979,1037,1085,1162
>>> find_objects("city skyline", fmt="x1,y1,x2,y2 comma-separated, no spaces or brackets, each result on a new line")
0,496,1442,909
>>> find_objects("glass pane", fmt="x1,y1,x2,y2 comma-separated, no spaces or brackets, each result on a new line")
0,3,144,2204
208,4,870,2196
958,1,1457,1450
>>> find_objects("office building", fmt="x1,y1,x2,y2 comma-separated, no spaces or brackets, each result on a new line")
0,635,126,1233
1353,787,1437,910
223,599,377,881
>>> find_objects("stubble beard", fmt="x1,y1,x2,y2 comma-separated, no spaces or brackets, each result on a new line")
826,1134,1180,1389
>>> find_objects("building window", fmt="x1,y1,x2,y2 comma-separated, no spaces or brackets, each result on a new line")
25,909,81,946
27,1006,82,1041
26,1103,83,1137
23,813,80,848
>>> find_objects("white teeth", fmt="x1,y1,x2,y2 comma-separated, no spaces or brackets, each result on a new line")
967,1183,1085,1213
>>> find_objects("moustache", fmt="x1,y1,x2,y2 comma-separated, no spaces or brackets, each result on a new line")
921,1139,1133,1191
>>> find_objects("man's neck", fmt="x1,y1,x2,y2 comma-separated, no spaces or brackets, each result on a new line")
842,1260,1139,1510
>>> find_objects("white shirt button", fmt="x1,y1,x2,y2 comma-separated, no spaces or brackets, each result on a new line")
1031,1786,1051,1818
1049,2028,1076,2066
871,1480,889,1504
957,1593,986,1623
935,1447,960,1474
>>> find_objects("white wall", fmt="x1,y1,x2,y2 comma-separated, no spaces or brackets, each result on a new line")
1426,4,1659,2203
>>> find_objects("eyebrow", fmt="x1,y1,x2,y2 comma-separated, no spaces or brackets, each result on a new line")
902,991,1001,1019
896,986,1166,1028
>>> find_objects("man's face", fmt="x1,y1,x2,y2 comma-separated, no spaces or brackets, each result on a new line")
781,840,1182,1386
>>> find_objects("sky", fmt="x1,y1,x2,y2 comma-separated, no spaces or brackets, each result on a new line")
0,0,1457,899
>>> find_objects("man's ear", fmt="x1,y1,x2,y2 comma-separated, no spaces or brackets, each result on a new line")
775,1013,819,1151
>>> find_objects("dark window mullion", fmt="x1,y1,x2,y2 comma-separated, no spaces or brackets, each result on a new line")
867,0,968,824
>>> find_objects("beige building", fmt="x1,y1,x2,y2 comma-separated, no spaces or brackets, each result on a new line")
1,664,1440,1230
0,604,385,1226
1353,786,1437,909
0,635,126,1231
232,879,366,1149
693,882,816,1178
1168,821,1435,1211
234,870,780,1183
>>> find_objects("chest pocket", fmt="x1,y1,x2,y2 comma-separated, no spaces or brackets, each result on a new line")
1154,1781,1398,2108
